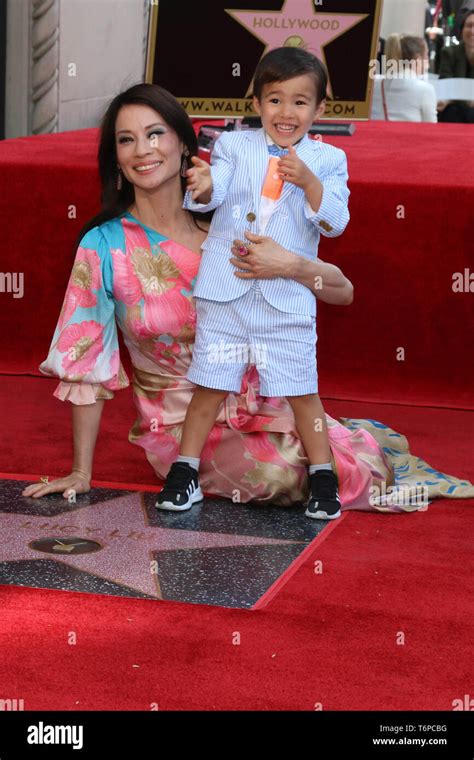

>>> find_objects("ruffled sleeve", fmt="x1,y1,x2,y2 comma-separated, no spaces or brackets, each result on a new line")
39,225,129,405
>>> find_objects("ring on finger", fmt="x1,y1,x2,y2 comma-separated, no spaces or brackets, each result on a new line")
40,475,49,485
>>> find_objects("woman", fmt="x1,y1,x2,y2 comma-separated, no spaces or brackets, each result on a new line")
22,84,473,511
438,8,474,122
371,34,437,122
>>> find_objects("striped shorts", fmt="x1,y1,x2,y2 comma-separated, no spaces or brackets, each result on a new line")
187,286,318,397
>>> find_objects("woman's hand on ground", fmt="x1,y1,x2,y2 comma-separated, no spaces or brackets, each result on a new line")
22,471,91,499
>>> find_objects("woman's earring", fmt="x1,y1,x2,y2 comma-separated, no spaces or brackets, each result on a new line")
180,149,190,178
117,166,122,190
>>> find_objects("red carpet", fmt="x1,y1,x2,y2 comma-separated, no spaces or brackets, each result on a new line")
0,121,472,408
1,376,473,487
1,379,473,708
0,498,472,710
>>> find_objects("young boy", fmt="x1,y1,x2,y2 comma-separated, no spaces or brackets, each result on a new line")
156,47,350,519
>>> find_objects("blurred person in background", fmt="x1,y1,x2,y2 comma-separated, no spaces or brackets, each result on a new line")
425,0,445,73
437,8,474,121
371,34,437,122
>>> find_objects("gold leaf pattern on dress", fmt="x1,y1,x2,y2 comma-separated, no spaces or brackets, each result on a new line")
138,337,156,355
126,306,155,350
129,415,143,442
69,337,94,362
130,246,179,296
134,376,175,395
117,362,129,388
176,322,195,343
168,425,182,443
244,459,303,504
95,386,115,400
160,347,176,361
266,432,305,468
71,260,93,290
126,304,141,325
133,367,177,393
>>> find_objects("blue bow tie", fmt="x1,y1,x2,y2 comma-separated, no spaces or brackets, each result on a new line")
267,144,289,157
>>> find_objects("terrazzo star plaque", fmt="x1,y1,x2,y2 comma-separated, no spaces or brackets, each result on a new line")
0,479,328,609
146,0,383,118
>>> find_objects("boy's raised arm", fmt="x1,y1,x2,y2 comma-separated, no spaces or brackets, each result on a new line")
183,131,236,213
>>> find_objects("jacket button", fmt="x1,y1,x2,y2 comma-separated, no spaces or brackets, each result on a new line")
246,212,256,222
319,220,333,232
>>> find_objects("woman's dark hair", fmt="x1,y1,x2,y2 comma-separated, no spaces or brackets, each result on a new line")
252,47,328,104
460,8,474,31
75,82,210,248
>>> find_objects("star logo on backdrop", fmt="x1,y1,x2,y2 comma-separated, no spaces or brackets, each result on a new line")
225,0,368,97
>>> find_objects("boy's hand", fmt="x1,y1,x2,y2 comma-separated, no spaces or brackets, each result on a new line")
277,145,316,191
186,156,213,202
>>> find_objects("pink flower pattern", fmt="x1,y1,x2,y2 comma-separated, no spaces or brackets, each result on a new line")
58,247,102,329
111,221,197,337
57,321,104,377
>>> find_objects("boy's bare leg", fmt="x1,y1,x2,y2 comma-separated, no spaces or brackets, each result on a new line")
156,385,228,511
179,386,228,457
286,393,331,464
286,393,340,520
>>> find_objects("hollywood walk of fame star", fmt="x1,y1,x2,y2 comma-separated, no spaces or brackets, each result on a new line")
0,491,303,599
225,0,368,98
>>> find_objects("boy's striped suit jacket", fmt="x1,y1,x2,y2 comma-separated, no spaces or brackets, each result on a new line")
183,127,350,316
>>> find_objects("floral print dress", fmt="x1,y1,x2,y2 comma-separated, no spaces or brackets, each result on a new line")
39,213,474,511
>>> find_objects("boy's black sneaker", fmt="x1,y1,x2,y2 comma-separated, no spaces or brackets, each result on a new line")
305,469,341,520
155,461,203,511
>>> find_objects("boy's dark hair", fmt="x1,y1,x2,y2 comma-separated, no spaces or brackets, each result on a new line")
252,47,328,104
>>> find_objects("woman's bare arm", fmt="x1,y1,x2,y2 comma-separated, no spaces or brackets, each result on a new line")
229,231,353,305
22,399,105,498
289,255,353,305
